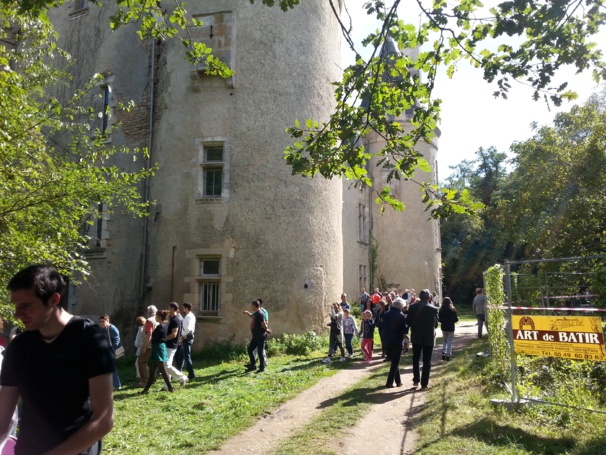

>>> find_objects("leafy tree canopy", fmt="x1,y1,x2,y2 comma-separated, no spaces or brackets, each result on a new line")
0,3,153,318
441,92,606,302
496,94,606,260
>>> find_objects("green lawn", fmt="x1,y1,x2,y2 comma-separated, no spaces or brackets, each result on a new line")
108,347,345,454
107,322,606,454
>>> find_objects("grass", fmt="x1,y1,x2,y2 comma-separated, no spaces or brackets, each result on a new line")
106,320,606,454
413,337,606,454
106,342,347,454
272,360,393,455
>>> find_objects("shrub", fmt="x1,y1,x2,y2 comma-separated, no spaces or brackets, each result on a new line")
194,340,247,363
267,331,325,356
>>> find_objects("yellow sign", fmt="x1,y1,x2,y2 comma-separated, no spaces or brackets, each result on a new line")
512,315,606,361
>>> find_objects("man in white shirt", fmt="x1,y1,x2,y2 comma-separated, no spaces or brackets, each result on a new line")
178,302,196,380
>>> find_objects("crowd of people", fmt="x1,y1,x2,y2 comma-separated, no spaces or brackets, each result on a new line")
0,262,472,454
324,287,460,389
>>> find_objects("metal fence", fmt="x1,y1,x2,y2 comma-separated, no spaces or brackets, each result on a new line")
494,255,606,413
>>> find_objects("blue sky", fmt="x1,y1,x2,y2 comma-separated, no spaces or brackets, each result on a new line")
340,1,605,179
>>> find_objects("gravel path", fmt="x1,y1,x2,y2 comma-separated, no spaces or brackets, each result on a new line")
208,322,479,455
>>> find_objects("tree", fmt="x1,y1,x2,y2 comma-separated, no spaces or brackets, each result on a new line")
284,0,606,216
8,0,606,216
441,94,606,302
496,95,606,260
0,5,153,317
440,147,509,302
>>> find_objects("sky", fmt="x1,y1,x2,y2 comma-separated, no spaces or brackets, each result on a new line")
340,1,605,179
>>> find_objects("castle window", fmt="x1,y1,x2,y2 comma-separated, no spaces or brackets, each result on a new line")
70,0,89,18
197,138,230,201
82,202,109,259
203,145,223,197
359,264,367,290
358,203,369,244
198,258,221,316
93,78,115,142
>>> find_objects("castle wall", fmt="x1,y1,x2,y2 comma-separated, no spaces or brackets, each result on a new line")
366,122,442,296
342,181,372,306
47,1,440,347
47,5,151,327
50,1,344,345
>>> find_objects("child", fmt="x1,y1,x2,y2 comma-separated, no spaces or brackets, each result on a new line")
358,310,375,363
341,305,358,358
323,303,345,363
438,297,459,360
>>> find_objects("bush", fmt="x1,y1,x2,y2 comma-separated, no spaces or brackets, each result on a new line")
194,340,247,363
267,331,325,356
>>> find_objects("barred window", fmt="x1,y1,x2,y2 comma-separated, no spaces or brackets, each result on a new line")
198,258,221,315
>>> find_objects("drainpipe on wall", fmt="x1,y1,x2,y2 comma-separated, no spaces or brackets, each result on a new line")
170,245,176,301
138,38,156,313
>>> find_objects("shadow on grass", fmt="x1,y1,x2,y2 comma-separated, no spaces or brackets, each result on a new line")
448,418,576,453
575,436,606,455
314,365,421,410
190,368,244,385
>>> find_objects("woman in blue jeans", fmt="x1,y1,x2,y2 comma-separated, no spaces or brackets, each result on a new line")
438,297,459,361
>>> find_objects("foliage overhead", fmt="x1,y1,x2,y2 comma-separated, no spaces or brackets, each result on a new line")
283,0,606,216
7,0,606,217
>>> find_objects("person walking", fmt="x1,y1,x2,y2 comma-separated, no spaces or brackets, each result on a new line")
381,299,408,388
358,310,375,362
323,303,345,363
134,316,146,384
137,305,158,388
245,300,269,373
243,299,269,368
342,305,358,358
164,302,188,389
359,288,370,313
178,302,196,380
407,289,438,389
375,299,388,359
0,264,114,454
472,288,488,338
140,310,174,394
438,297,459,361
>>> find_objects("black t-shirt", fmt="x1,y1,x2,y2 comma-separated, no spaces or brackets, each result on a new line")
166,314,183,349
0,317,114,454
151,322,168,343
250,310,266,338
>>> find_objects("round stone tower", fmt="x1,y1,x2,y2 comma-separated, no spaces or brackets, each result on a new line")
144,0,345,343
48,0,345,344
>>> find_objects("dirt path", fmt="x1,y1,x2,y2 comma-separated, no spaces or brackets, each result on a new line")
208,322,479,455
338,322,478,455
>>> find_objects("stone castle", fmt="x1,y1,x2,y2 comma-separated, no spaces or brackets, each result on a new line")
49,0,441,345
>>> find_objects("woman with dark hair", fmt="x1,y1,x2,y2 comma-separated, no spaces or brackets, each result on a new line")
139,310,174,394
438,297,459,361
375,299,388,360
